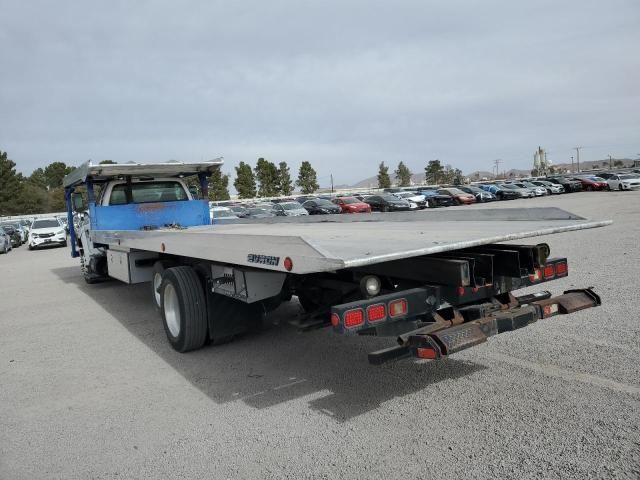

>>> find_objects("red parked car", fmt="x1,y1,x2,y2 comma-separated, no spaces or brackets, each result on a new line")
332,196,372,213
572,176,607,191
436,188,477,205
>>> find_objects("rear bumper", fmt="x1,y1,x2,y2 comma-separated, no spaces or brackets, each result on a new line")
368,288,600,364
343,208,371,213
328,250,601,364
430,199,455,206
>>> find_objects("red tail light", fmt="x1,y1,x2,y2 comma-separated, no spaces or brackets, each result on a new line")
555,262,567,275
389,298,408,318
416,347,439,359
543,265,555,279
330,313,340,327
457,286,465,297
529,268,542,282
344,309,364,328
366,304,386,322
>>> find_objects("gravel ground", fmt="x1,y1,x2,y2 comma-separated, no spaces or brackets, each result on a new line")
1,192,639,479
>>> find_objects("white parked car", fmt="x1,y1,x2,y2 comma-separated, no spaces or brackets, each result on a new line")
606,174,640,191
531,180,564,194
393,191,427,209
28,218,67,249
210,206,239,222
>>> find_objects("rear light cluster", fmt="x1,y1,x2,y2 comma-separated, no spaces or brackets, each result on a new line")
529,259,568,283
335,297,409,329
457,285,486,298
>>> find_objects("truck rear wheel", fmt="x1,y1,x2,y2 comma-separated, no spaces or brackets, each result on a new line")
151,261,175,311
160,266,208,352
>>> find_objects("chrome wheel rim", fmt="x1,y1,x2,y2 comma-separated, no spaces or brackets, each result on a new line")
163,283,181,337
153,272,162,307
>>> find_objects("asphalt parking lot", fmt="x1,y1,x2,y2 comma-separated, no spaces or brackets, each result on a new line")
1,192,639,479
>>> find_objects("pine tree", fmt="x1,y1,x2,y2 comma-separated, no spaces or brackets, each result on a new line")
43,161,74,189
277,161,293,196
296,161,319,194
28,168,47,189
47,188,67,212
0,150,22,215
394,161,412,187
14,182,47,214
424,159,444,185
0,151,23,215
208,168,231,201
254,158,280,197
234,162,257,198
377,162,391,189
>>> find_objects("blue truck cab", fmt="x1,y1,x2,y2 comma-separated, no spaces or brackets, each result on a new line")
63,160,222,280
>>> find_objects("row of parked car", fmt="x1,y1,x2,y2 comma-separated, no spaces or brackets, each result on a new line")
208,170,640,220
0,217,69,254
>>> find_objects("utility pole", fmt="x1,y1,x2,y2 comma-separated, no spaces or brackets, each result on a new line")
493,159,501,179
330,174,334,193
608,154,613,170
574,147,583,172
570,156,574,173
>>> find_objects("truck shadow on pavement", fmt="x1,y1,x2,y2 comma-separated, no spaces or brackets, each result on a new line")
53,266,488,422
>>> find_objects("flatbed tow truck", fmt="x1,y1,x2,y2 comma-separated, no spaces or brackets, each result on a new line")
63,160,610,364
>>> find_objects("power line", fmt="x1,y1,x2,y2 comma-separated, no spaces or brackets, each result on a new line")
574,146,583,172
493,159,501,178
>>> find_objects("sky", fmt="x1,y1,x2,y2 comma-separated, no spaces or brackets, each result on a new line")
1,0,639,186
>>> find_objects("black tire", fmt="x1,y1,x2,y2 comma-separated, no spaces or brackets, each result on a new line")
62,240,67,247
381,205,389,212
28,244,33,251
586,185,593,191
618,184,623,191
160,266,208,353
607,184,611,191
151,261,173,311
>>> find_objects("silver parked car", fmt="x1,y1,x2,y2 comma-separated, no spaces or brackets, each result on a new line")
498,183,536,198
518,182,548,196
271,201,309,217
0,227,12,254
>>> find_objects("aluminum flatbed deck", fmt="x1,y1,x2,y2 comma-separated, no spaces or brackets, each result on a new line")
92,207,610,274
